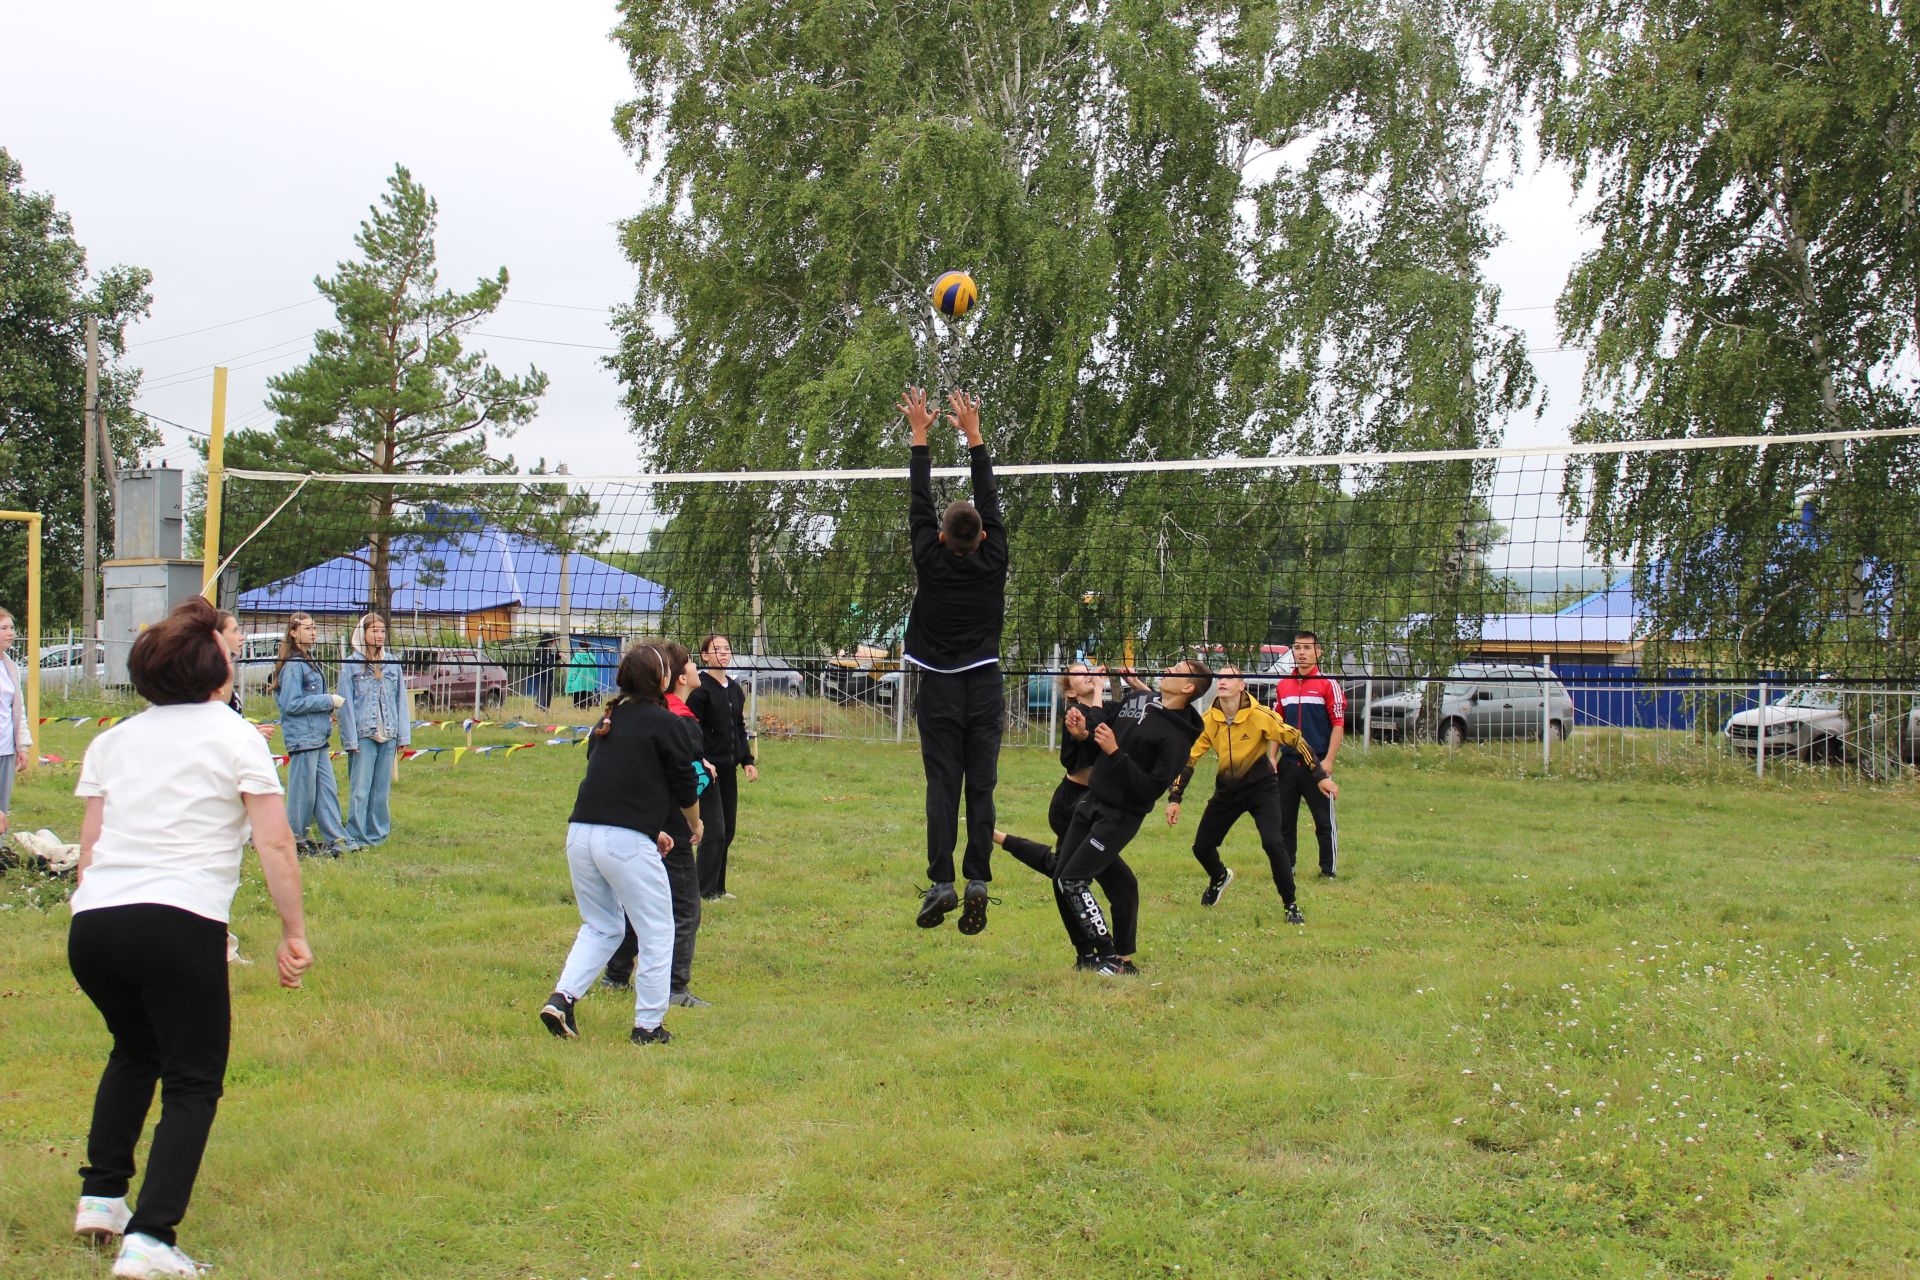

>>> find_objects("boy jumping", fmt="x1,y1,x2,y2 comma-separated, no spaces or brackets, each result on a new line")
899,386,1008,935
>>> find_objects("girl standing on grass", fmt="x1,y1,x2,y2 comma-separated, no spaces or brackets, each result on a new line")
214,612,281,741
266,612,348,858
540,641,702,1046
603,642,714,1008
993,662,1144,972
0,607,34,839
339,614,409,850
67,595,311,1280
687,634,758,901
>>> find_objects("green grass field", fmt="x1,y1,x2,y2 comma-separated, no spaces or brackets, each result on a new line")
2,721,1918,1278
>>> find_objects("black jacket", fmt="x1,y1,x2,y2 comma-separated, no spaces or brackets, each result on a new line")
1088,698,1205,815
1058,701,1107,774
685,671,753,767
902,443,1008,672
569,701,700,836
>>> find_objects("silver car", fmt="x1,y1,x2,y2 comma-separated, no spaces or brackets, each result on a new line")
37,643,108,694
1368,663,1577,744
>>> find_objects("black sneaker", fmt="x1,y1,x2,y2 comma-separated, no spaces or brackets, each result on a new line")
598,974,633,993
1201,867,1234,908
1091,957,1128,977
1286,902,1306,926
915,882,959,928
1117,959,1142,976
668,991,712,1008
957,879,995,935
1318,869,1337,880
631,1025,672,1046
1073,955,1101,972
538,992,578,1039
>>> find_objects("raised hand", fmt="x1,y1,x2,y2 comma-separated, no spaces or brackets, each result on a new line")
1093,722,1119,755
898,386,936,443
1065,706,1088,740
944,389,983,445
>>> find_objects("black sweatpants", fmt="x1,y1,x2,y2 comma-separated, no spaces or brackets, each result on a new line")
696,765,739,898
1189,771,1297,907
1000,778,1140,956
68,904,231,1248
1051,797,1147,960
608,847,701,993
917,666,1004,884
1276,756,1337,875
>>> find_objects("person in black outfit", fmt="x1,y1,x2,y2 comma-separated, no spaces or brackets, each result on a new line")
898,385,1008,935
532,634,559,712
1053,659,1212,975
994,662,1145,971
602,641,713,1007
686,633,759,900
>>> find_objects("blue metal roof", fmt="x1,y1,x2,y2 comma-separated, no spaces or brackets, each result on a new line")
237,526,666,616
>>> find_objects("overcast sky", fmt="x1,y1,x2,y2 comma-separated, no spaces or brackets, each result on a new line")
3,1,1596,565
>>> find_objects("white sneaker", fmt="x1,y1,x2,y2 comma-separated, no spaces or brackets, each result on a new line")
74,1194,132,1242
112,1232,211,1278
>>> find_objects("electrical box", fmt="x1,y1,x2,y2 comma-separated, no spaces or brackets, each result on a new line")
102,560,206,686
115,466,186,560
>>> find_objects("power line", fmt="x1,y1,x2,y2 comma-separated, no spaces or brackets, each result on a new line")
126,296,324,348
503,298,615,314
141,333,317,384
473,331,619,351
143,343,315,392
129,406,208,437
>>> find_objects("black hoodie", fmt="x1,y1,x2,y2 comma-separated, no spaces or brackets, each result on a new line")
1088,697,1206,815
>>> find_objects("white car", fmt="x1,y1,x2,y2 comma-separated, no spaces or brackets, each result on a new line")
1723,686,1848,761
37,643,108,693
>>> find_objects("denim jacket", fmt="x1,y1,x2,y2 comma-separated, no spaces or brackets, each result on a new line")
338,652,411,750
274,655,337,753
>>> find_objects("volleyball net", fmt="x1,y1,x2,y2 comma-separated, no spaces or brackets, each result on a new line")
209,426,1920,771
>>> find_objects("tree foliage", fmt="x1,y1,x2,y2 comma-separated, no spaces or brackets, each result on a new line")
0,148,155,627
1508,0,1920,677
609,0,1535,665
218,166,550,616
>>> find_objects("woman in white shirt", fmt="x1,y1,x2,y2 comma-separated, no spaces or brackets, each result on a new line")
0,606,35,837
67,595,312,1280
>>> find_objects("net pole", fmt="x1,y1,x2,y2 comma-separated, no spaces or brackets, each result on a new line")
200,367,228,600
1542,654,1552,774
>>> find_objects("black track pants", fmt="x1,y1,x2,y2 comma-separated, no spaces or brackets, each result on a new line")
1276,757,1337,875
1189,775,1297,906
69,905,231,1248
1051,798,1146,959
1001,779,1140,955
917,666,1005,884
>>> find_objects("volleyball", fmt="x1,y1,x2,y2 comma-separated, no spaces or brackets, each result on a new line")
931,270,978,318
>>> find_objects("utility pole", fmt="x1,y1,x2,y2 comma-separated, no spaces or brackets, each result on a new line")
81,317,99,692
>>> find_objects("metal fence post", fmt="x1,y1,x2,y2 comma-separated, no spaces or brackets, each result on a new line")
894,667,908,744
1361,679,1371,753
1542,654,1552,774
1756,681,1768,780
1047,646,1061,753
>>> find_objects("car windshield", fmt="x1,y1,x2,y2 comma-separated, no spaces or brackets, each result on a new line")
1777,686,1840,710
1442,682,1480,698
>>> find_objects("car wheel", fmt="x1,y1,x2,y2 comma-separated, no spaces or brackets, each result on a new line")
481,688,504,710
1552,719,1570,742
1437,719,1467,747
1806,735,1843,765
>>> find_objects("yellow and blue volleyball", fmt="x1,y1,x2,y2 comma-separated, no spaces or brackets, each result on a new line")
931,270,978,318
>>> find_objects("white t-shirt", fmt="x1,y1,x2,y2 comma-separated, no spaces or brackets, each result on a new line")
71,702,285,923
0,658,17,759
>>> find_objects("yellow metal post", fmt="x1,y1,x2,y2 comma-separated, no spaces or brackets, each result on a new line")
201,367,228,600
0,511,42,767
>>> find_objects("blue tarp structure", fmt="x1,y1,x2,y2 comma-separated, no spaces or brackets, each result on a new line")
237,525,666,619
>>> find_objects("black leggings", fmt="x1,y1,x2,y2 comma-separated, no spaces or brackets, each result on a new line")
69,904,231,1248
696,765,739,898
1190,770,1297,906
1003,778,1140,956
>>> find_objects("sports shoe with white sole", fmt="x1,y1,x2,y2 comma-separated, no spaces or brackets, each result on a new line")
538,991,578,1039
1201,867,1234,908
111,1232,211,1278
74,1194,131,1243
1285,902,1306,926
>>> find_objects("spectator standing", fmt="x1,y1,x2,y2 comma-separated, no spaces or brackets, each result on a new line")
339,614,410,850
566,644,599,711
1274,630,1345,878
66,595,311,1279
0,607,33,838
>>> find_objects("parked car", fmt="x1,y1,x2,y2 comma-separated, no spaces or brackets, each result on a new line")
396,647,510,711
1368,663,1577,744
37,643,107,693
816,644,904,708
1723,685,1849,761
729,651,807,700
